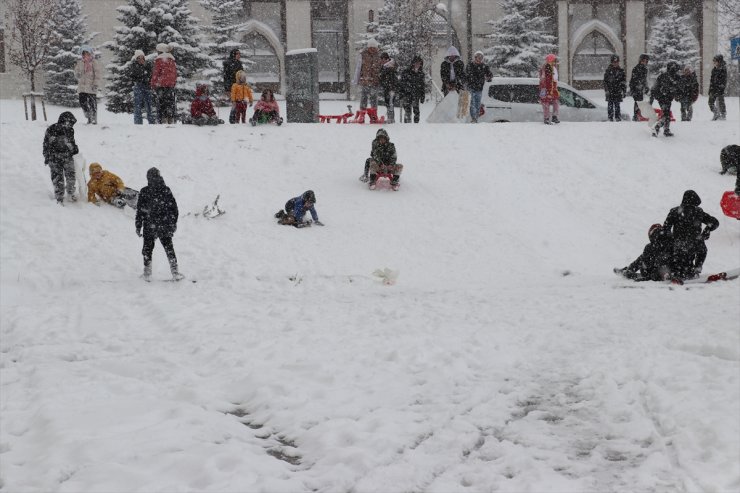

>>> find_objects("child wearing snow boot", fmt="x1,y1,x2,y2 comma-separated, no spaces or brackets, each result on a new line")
87,163,138,209
274,190,324,228
614,224,674,281
250,89,282,126
230,70,253,124
359,129,403,190
42,111,79,205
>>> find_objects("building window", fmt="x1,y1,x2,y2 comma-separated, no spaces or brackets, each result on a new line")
312,0,348,92
242,31,280,89
0,29,5,73
572,31,616,81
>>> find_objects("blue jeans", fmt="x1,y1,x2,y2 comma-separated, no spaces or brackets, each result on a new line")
469,90,482,121
133,83,155,124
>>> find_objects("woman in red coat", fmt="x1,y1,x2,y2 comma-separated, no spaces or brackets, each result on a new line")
150,43,178,124
539,54,560,125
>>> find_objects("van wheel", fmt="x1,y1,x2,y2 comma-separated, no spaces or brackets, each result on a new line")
494,120,510,123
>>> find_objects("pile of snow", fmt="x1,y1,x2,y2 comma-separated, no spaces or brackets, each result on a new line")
1,97,738,492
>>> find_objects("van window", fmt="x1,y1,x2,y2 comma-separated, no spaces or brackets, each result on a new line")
490,84,539,104
559,88,595,108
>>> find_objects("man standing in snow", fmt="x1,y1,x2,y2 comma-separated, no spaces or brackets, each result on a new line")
676,66,699,122
131,50,155,125
629,54,649,121
353,39,383,123
603,55,626,121
398,56,425,124
662,190,719,279
708,54,727,121
74,45,101,125
43,111,79,205
650,62,680,137
223,49,243,124
465,51,492,123
135,168,182,281
379,52,398,124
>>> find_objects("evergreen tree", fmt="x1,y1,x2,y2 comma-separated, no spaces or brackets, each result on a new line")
105,0,214,113
646,2,700,73
198,0,245,86
44,0,95,106
374,0,435,69
484,0,556,77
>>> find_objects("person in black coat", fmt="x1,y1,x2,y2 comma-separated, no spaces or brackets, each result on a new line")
603,55,626,121
465,51,492,123
223,49,244,124
615,224,674,281
677,66,699,121
709,54,727,120
629,53,649,120
379,52,398,124
43,111,79,205
720,144,740,175
131,50,155,124
135,167,182,280
440,46,465,96
650,62,680,137
663,190,719,279
398,56,425,123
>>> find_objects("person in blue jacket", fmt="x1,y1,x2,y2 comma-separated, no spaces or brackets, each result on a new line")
274,190,324,228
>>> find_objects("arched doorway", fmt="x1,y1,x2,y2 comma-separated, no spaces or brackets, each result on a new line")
571,20,622,90
239,26,282,94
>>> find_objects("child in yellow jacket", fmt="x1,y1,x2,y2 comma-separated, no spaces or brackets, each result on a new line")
230,70,254,124
87,162,138,208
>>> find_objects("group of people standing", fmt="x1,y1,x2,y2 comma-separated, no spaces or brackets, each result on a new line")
438,46,494,123
130,43,178,125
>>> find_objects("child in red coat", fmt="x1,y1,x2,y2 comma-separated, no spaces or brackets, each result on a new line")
250,89,283,126
187,84,223,125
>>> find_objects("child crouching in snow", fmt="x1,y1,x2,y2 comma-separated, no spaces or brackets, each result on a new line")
274,190,324,228
250,89,282,125
614,224,673,281
184,84,223,126
230,70,253,124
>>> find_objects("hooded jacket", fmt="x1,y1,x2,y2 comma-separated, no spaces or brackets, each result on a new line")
398,57,425,103
440,47,465,91
465,57,493,92
603,64,626,102
223,49,244,93
43,112,79,164
539,62,559,101
135,168,179,238
677,70,699,103
379,58,398,92
709,58,727,95
230,70,254,103
131,57,153,85
651,67,679,105
663,190,719,245
254,93,280,114
191,85,216,118
87,163,124,203
353,46,382,87
626,226,674,281
629,62,649,97
370,129,397,166
74,56,101,95
151,52,177,89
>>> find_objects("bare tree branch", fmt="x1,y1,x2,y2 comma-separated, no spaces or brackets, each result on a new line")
5,0,57,91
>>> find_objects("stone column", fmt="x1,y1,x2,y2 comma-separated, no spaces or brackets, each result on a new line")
557,0,569,84
285,48,320,123
625,1,645,81
701,0,719,94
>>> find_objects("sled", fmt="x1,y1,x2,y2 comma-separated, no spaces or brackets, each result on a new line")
720,190,740,219
319,105,355,123
317,105,385,124
369,172,399,191
636,102,675,123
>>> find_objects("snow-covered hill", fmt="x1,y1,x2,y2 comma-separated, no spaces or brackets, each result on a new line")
1,98,738,492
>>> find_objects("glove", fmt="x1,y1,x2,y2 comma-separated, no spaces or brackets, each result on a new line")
314,220,324,226
136,228,142,237
700,229,711,240
294,221,310,229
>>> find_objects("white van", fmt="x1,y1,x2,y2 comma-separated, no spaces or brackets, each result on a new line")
479,78,627,123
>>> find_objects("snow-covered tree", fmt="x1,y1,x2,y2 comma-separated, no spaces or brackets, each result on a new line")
44,0,95,106
646,2,700,73
105,0,214,113
483,0,556,77
373,0,436,69
4,0,57,93
198,0,245,86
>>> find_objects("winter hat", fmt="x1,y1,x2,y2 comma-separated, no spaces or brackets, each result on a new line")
639,53,650,62
366,38,379,49
131,49,145,61
146,167,165,187
302,190,316,204
610,54,620,63
545,53,557,64
156,43,171,53
713,54,724,63
474,50,484,58
376,128,389,140
58,111,77,126
681,190,701,207
89,163,103,174
79,45,93,55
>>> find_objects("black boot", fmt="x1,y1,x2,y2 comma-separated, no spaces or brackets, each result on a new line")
368,174,377,190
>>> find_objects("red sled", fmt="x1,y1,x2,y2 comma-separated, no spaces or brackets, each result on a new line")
720,190,740,219
637,108,675,122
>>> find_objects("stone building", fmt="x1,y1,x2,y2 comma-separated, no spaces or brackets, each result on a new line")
0,0,719,100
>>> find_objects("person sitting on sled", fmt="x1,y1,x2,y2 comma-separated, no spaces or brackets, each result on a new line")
663,190,719,279
250,89,282,126
615,224,674,281
87,162,138,209
186,84,223,126
359,129,403,190
275,190,324,228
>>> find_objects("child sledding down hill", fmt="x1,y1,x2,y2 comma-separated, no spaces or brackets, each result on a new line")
87,163,138,209
250,89,283,126
275,190,324,228
182,84,223,126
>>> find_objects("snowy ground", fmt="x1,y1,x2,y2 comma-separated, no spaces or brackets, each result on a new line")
1,95,739,493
